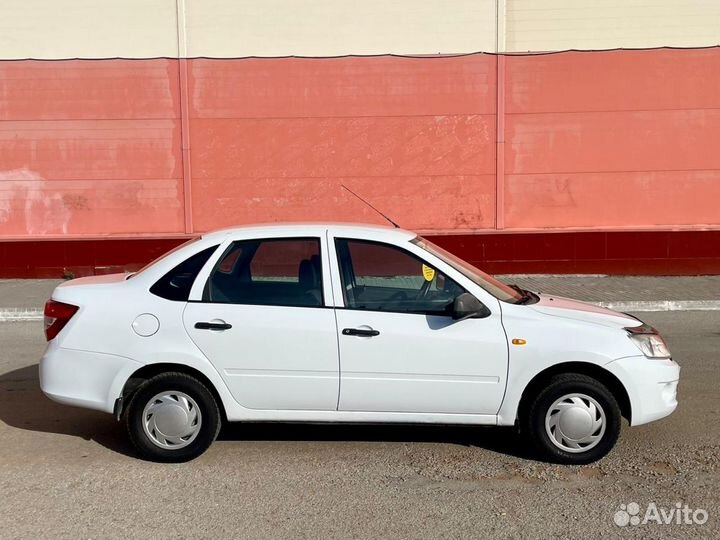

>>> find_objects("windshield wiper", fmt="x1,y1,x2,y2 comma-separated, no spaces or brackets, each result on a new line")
510,284,534,305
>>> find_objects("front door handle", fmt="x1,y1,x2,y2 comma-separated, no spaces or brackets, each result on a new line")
195,321,232,331
342,327,380,337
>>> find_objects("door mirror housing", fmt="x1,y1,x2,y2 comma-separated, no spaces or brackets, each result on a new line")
452,293,490,320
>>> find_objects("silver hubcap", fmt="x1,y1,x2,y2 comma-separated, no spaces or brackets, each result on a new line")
142,391,202,450
545,393,606,453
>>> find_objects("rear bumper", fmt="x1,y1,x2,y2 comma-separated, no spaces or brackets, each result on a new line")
40,340,141,414
605,355,680,426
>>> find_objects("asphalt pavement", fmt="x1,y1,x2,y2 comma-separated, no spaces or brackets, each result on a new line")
0,311,718,539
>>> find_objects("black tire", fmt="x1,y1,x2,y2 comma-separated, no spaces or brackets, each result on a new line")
123,372,221,463
521,373,621,465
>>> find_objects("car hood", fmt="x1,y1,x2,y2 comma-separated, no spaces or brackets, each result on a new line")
529,293,641,329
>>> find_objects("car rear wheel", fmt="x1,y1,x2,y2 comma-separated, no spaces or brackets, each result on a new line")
124,372,221,462
521,373,621,464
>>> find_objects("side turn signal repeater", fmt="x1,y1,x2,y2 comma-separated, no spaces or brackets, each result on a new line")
511,338,527,346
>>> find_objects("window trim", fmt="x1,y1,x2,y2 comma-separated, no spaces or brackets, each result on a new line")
333,237,468,317
199,236,326,309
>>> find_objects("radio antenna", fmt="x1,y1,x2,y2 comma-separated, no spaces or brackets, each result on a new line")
341,184,400,228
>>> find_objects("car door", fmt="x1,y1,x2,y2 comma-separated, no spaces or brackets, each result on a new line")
183,235,339,410
331,237,508,415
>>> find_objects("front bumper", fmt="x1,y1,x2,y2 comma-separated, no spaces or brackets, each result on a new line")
605,355,680,426
39,340,141,414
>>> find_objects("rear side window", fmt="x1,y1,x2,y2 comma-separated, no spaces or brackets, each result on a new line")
203,238,323,307
150,245,219,301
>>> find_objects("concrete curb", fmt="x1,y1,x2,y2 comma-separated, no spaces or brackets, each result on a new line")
0,308,44,322
1,300,720,322
596,300,720,312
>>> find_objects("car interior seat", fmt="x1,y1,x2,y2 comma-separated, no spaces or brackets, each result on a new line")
298,258,322,306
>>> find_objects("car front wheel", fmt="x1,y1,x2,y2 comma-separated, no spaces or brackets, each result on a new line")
123,372,221,462
522,373,621,464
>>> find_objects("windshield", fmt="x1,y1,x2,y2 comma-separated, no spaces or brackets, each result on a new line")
412,237,523,303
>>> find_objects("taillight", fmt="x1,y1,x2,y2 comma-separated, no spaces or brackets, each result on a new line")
44,300,78,341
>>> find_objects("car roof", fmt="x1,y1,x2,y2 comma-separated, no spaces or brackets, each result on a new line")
200,222,417,242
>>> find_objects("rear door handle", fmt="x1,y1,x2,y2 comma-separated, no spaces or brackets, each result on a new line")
342,328,380,337
195,321,232,330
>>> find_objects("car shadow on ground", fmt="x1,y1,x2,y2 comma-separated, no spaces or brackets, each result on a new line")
0,364,137,457
0,364,535,461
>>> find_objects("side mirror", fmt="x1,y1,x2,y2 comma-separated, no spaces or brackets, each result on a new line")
452,292,491,321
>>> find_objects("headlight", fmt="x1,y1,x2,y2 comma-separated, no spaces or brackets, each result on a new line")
625,325,671,359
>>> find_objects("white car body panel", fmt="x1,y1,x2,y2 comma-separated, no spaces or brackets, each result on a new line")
334,308,508,414
39,222,679,431
604,356,680,426
325,227,509,415
183,303,340,410
495,296,659,425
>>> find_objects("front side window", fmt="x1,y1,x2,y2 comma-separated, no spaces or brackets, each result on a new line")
203,238,323,307
335,239,465,315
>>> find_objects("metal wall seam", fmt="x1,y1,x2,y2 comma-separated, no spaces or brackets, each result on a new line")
176,0,193,233
495,0,506,230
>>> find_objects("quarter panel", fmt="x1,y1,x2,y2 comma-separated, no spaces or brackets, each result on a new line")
49,277,242,416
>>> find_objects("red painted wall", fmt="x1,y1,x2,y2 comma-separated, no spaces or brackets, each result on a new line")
0,60,184,236
188,55,497,231
504,48,720,230
5,230,720,278
1,49,719,275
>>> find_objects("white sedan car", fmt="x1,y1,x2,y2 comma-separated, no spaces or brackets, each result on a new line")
40,223,679,463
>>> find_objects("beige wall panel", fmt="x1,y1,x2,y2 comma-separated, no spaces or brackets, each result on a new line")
4,1,719,59
185,0,497,57
0,0,179,59
506,0,720,52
